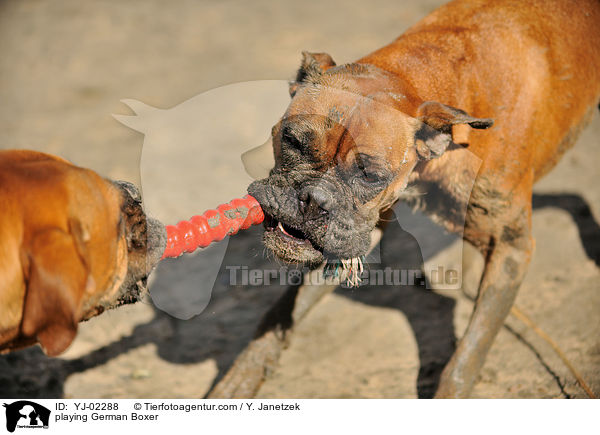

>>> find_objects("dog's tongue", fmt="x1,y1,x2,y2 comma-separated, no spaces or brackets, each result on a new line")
161,195,265,259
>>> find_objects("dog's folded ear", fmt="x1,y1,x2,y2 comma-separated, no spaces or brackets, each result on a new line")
414,101,494,159
20,226,90,356
290,51,337,96
417,101,494,132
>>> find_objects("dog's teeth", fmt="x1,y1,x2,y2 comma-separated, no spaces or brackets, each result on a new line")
278,221,291,236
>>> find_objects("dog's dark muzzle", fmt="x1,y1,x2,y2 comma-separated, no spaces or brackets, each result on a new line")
248,174,371,262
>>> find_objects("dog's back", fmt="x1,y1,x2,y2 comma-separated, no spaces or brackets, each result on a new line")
360,0,600,181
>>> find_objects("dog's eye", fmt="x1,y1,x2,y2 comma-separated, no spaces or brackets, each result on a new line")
282,125,318,156
282,127,304,150
359,168,384,185
357,164,379,183
355,154,386,185
117,215,125,237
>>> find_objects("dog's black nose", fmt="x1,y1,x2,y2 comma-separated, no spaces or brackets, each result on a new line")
299,186,332,216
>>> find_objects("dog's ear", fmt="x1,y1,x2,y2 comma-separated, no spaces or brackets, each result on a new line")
290,51,337,96
21,226,90,356
414,101,493,159
417,101,494,132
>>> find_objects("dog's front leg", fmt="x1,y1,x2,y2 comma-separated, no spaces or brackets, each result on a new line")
435,224,533,398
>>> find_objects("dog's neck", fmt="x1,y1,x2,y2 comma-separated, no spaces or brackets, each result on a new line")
401,145,482,235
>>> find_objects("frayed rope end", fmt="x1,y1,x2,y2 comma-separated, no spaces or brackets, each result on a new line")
323,256,365,287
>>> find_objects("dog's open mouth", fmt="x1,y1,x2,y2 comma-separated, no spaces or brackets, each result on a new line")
261,213,366,286
262,213,325,265
265,214,312,243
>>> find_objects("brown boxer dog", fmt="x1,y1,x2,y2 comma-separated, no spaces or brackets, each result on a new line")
246,0,600,397
0,150,166,356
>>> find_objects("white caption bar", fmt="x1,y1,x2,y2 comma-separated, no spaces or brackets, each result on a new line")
0,399,594,434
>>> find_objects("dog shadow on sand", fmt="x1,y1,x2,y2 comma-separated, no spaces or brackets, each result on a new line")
1,193,598,399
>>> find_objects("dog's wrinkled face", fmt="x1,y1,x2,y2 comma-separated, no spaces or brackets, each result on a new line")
249,61,422,265
82,180,166,318
249,52,493,265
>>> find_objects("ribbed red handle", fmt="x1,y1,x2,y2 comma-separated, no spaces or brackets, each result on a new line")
161,194,265,259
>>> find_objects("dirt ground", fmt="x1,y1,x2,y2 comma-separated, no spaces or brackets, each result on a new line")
0,0,598,399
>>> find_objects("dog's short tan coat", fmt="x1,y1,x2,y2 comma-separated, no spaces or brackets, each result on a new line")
0,150,164,356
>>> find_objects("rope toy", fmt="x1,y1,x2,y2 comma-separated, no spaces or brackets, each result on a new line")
161,195,265,259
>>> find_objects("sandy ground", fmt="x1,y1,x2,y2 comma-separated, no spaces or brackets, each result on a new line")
0,0,598,399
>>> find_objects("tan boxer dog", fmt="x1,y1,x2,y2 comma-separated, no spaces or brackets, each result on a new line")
0,150,166,356
245,0,600,397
